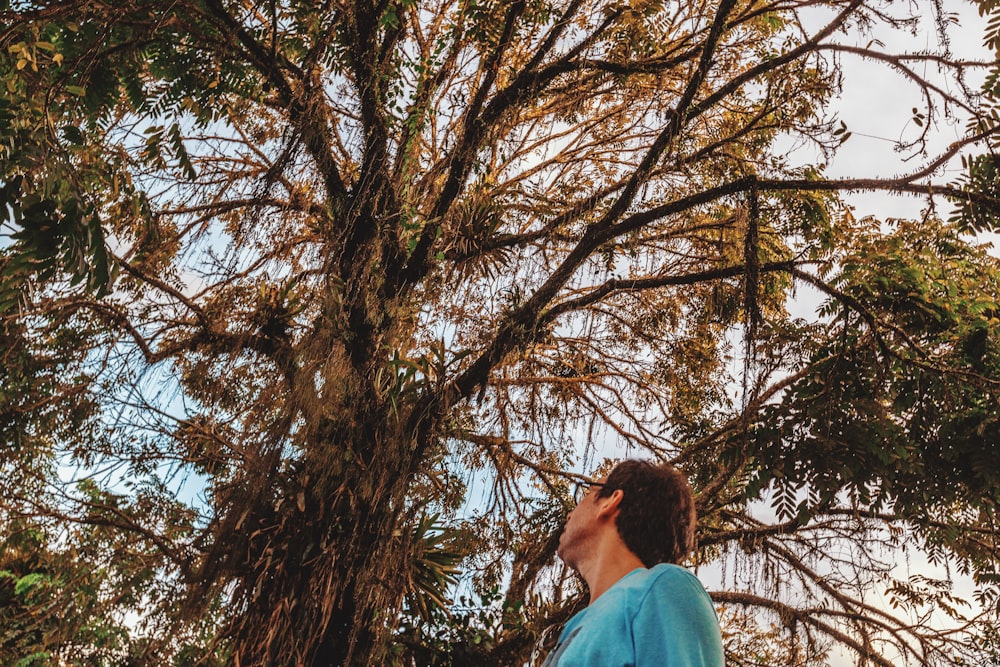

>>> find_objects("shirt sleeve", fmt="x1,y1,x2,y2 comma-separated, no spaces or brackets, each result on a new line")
631,568,725,667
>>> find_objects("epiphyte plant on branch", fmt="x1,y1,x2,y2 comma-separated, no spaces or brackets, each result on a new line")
1,0,1000,665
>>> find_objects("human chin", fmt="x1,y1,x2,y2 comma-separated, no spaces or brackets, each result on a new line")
556,520,581,565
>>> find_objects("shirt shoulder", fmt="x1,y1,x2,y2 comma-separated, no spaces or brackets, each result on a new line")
544,565,724,667
635,563,712,600
630,563,725,667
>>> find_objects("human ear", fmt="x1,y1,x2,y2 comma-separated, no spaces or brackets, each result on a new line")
595,488,624,519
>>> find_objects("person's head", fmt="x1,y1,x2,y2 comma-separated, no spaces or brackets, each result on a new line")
594,459,697,566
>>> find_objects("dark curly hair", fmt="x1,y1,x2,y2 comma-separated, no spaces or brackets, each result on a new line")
597,459,696,566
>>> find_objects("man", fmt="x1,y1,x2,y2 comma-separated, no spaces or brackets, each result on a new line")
542,459,725,666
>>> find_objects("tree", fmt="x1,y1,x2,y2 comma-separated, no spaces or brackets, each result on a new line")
1,0,999,665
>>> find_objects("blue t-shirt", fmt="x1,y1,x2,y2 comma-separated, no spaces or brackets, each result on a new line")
542,564,724,666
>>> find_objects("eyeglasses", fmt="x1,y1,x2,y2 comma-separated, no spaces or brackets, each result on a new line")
572,481,607,504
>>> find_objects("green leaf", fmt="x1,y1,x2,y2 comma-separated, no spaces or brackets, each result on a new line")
61,124,84,145
14,572,48,596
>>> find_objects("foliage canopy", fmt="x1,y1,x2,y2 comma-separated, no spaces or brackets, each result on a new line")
2,0,1000,665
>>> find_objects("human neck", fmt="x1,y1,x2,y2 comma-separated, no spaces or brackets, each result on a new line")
576,540,647,604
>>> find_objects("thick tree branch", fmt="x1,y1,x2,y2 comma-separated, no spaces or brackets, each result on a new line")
541,260,804,323
439,0,743,410
199,0,348,205
398,5,626,290
710,591,897,667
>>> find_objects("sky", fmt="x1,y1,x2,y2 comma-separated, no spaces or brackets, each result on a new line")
813,0,996,246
